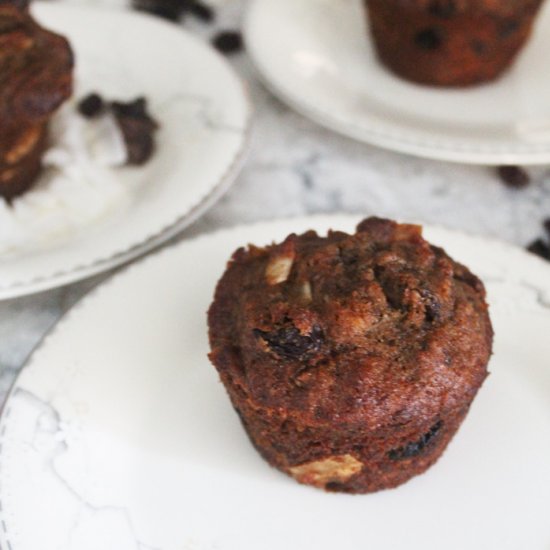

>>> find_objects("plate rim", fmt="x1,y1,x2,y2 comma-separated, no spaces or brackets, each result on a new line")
1,213,550,548
0,2,253,301
5,211,550,395
244,0,550,165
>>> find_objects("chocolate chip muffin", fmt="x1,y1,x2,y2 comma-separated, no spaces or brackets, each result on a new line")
365,0,545,86
208,218,493,493
0,4,73,200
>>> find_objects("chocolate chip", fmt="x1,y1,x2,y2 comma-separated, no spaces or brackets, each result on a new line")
111,97,150,119
254,325,323,360
77,93,104,118
499,19,520,39
111,97,159,165
388,420,443,460
471,40,488,56
544,218,550,236
428,0,457,18
188,0,214,22
212,30,243,54
527,239,550,261
415,28,443,50
497,165,530,188
420,289,441,323
132,0,183,21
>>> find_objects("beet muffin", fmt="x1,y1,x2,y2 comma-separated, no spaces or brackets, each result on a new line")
208,218,493,494
365,0,545,86
0,4,73,200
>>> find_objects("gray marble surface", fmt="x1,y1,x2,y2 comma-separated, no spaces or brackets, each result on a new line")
1,0,550,404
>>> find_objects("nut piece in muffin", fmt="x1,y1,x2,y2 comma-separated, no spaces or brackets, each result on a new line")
0,3,73,200
365,0,545,87
208,218,493,494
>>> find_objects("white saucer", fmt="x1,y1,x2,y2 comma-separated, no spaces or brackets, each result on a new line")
0,215,549,550
0,3,251,300
245,0,550,165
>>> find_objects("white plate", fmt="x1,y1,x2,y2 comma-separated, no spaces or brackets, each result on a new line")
245,0,550,165
0,3,251,300
0,215,549,550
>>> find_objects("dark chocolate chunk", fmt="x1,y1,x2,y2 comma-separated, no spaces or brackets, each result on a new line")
212,30,243,54
77,93,104,119
188,0,214,22
428,0,457,19
254,325,323,360
414,28,443,50
497,165,530,188
388,420,443,460
499,19,520,39
132,0,184,22
421,289,441,323
527,239,550,261
471,40,487,56
111,97,159,165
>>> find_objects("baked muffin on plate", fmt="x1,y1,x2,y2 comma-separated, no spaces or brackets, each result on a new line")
365,0,545,86
0,3,73,200
208,218,493,494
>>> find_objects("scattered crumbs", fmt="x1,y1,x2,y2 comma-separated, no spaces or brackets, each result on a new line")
212,30,243,54
497,165,530,189
131,0,184,22
527,238,550,261
188,0,215,22
111,97,159,166
131,0,216,23
77,93,105,118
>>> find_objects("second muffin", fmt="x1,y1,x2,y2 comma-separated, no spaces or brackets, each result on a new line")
208,218,493,493
365,0,545,86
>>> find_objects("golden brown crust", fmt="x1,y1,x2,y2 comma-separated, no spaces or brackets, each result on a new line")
365,0,544,87
208,218,493,493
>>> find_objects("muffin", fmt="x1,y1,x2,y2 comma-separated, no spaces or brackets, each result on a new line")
0,4,73,200
208,218,493,493
365,0,545,86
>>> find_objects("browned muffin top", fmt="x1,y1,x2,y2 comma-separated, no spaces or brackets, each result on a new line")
208,218,493,431
0,4,73,132
375,0,543,15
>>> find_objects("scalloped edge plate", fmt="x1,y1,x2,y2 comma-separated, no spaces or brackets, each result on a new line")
245,0,550,164
0,215,549,550
0,2,252,300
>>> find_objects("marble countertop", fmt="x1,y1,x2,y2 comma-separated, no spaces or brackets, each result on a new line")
1,0,550,402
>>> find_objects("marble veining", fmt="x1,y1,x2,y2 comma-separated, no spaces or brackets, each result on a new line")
1,0,550,414
0,388,160,550
0,212,549,549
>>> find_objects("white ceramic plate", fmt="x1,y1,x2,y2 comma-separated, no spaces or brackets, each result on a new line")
245,0,550,165
0,3,251,300
0,215,549,550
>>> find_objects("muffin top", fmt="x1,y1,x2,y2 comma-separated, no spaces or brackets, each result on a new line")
373,0,543,16
0,4,73,132
208,218,493,430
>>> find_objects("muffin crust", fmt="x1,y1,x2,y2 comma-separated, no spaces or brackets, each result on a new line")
0,4,73,199
208,218,493,493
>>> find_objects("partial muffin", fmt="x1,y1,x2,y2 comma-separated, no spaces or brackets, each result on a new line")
0,4,73,200
365,0,545,86
208,218,493,493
